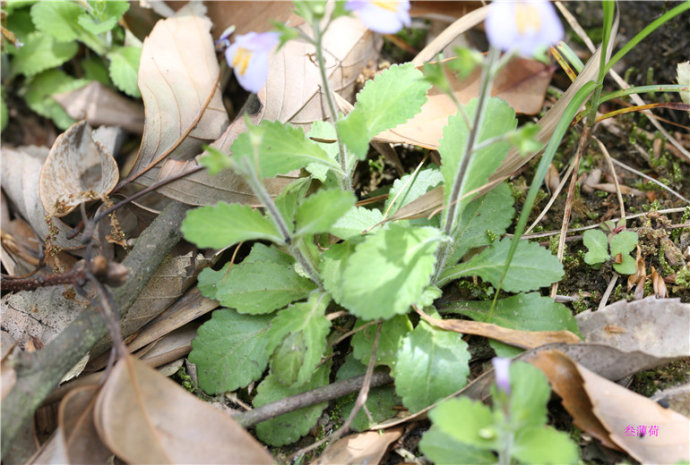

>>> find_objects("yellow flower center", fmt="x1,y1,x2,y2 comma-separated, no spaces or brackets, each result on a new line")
515,3,541,35
372,0,399,13
232,47,252,76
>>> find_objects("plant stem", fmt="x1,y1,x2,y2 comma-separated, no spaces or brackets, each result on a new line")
433,46,500,281
312,20,352,191
241,160,323,289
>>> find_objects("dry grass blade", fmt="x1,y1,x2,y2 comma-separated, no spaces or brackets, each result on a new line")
94,355,274,464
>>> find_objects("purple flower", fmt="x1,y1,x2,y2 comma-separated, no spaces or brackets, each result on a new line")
346,0,411,34
485,0,564,56
224,31,279,93
492,357,511,395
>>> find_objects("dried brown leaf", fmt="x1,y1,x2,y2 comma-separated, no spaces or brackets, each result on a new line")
1,146,83,248
312,429,403,465
129,4,229,180
418,309,580,349
576,297,689,358
94,355,274,464
534,350,690,464
39,121,119,218
54,82,145,134
651,266,668,298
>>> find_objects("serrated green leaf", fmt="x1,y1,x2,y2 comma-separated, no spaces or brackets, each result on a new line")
254,363,331,446
429,397,498,449
583,229,609,265
337,63,430,159
321,239,359,303
108,46,141,98
440,98,517,216
439,238,563,291
197,243,293,300
295,189,356,236
329,206,383,240
81,55,112,86
384,168,443,216
213,261,316,314
23,69,88,129
78,13,117,35
306,121,339,181
199,146,232,175
351,315,412,368
77,0,129,35
266,293,331,387
5,7,35,54
451,182,514,263
182,203,283,249
275,177,311,227
10,31,78,77
508,361,549,430
336,355,400,431
188,309,273,394
232,120,340,178
444,293,580,357
393,321,470,412
338,224,440,320
31,1,83,42
512,427,579,464
420,426,496,465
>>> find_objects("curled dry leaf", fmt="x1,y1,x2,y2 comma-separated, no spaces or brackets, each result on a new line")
418,309,580,349
94,355,274,464
130,3,229,183
650,266,668,298
576,296,689,358
1,146,82,248
29,385,111,465
54,82,145,134
312,428,403,465
39,120,119,218
530,350,690,464
375,56,554,150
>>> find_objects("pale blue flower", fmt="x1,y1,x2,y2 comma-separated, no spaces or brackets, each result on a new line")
224,31,279,93
486,0,564,56
346,0,411,34
492,357,511,395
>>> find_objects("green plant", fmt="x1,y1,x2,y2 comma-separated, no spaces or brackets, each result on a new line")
583,222,638,274
1,0,140,130
179,0,689,451
420,360,579,465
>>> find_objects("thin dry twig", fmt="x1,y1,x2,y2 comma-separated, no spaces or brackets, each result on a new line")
525,160,576,235
598,272,620,311
593,136,626,220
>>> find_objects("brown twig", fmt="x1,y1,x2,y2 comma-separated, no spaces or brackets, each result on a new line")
233,368,393,429
292,322,383,459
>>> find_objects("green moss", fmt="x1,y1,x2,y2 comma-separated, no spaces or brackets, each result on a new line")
657,245,675,276
674,266,690,287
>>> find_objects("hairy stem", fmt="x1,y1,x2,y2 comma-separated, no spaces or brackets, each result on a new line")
313,20,352,191
433,47,500,281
